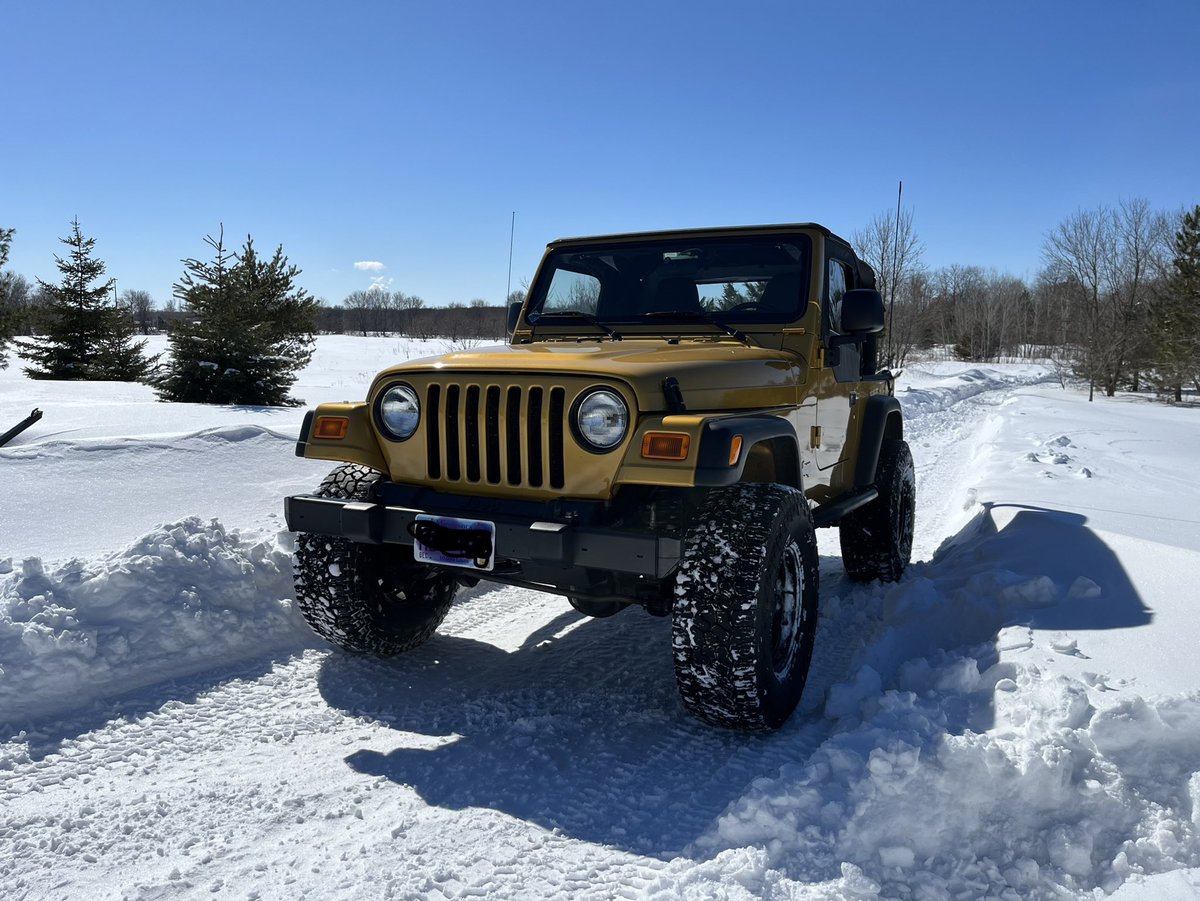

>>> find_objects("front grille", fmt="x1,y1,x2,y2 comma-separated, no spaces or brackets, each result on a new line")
426,383,566,490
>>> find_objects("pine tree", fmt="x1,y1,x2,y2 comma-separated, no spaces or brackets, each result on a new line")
17,218,150,380
97,303,155,381
1148,206,1200,402
0,225,15,369
155,228,318,406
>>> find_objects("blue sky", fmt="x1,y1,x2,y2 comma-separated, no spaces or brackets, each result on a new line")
2,1,1197,308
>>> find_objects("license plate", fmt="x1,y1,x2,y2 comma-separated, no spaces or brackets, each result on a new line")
410,514,496,572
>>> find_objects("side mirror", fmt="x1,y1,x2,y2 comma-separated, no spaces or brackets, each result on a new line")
839,289,885,335
506,301,523,341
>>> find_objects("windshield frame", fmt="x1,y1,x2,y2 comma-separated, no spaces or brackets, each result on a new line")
524,232,813,333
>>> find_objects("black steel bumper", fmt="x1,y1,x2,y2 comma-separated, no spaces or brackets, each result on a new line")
284,495,681,579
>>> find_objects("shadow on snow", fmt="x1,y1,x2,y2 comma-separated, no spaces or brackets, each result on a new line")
317,502,1150,875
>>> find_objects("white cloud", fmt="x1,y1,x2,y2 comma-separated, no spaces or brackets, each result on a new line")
368,276,394,293
354,260,386,272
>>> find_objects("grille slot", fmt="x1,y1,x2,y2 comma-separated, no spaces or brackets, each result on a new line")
423,382,570,491
526,387,544,487
506,386,522,485
465,386,481,482
444,385,461,481
548,387,566,490
485,386,501,484
426,384,441,479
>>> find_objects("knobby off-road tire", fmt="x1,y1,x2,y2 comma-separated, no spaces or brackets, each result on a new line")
293,463,458,655
839,438,916,583
672,483,820,731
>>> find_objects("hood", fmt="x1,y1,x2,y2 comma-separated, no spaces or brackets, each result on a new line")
374,339,809,412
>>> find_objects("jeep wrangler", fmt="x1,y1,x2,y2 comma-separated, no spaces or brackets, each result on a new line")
284,223,914,730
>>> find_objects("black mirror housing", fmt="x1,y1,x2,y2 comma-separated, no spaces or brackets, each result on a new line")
840,289,885,334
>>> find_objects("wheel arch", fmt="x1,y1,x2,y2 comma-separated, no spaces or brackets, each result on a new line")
694,416,802,490
853,395,903,489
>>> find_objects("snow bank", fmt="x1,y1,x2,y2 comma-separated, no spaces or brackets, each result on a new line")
898,364,1053,419
700,655,1200,898
0,518,309,724
694,504,1200,897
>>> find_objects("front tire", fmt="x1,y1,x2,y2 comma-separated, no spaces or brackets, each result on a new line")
839,438,916,582
293,463,458,655
672,483,820,731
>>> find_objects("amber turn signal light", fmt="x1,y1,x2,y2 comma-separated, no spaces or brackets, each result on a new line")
314,416,350,440
641,431,690,460
728,435,743,467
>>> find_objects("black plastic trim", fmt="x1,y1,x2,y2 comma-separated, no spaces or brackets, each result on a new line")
284,494,679,579
295,410,314,458
694,416,797,487
854,395,903,488
662,376,686,414
812,487,878,528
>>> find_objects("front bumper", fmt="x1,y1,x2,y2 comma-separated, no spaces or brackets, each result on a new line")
284,494,681,579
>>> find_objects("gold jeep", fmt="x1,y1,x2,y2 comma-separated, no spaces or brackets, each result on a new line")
285,223,914,730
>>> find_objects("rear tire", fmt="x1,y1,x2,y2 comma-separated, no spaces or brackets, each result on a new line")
671,483,820,731
293,464,458,655
839,438,915,582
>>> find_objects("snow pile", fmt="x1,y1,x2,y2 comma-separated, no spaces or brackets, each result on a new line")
898,364,1052,419
0,518,309,723
700,656,1200,898
694,505,1200,897
0,423,299,460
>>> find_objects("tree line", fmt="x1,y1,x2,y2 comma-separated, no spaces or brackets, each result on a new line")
3,203,1198,405
315,290,514,342
852,198,1200,402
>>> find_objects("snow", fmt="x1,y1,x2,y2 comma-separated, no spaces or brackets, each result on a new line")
3,341,1200,899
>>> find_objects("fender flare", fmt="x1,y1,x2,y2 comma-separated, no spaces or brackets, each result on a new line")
854,395,903,488
694,416,800,488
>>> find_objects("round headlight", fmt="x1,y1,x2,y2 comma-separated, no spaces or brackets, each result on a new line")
378,384,420,440
575,389,628,451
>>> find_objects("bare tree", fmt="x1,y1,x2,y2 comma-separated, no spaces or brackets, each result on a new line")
1042,201,1172,399
389,291,424,335
567,277,600,315
342,290,385,336
852,207,924,368
1042,208,1110,400
1103,198,1172,392
121,289,155,335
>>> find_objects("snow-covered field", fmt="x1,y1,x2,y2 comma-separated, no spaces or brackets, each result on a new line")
2,337,1200,900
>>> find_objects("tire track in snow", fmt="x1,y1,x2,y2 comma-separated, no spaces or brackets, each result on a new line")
1,364,1067,900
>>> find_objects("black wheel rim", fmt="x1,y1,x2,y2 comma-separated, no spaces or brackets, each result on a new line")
769,539,807,676
898,482,915,559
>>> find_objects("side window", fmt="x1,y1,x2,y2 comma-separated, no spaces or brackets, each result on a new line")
827,259,850,334
543,269,600,315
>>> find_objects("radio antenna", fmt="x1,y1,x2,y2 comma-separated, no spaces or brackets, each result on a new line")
887,180,903,370
505,211,516,303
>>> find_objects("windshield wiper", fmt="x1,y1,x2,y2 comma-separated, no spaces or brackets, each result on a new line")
528,310,622,340
637,310,750,344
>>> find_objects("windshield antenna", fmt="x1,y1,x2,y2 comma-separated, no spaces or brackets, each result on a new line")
506,211,516,304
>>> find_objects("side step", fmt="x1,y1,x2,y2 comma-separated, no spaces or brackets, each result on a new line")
812,487,878,528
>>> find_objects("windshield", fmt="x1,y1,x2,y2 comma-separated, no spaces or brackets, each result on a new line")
527,234,811,327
